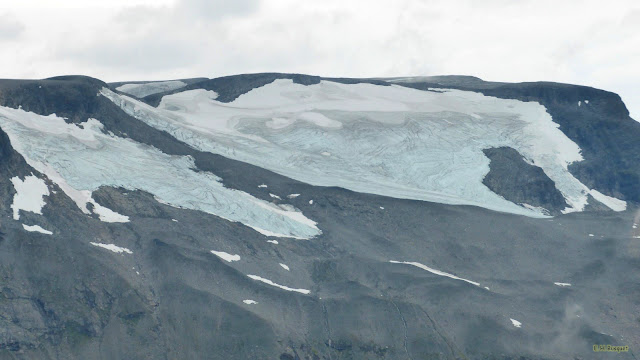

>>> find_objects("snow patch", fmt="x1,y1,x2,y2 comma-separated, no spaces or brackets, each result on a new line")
389,260,480,287
243,299,258,305
92,202,130,223
510,318,522,328
589,189,627,211
309,200,313,205
258,184,268,188
554,282,572,287
267,240,279,244
247,274,310,294
22,224,52,235
287,194,300,198
269,193,282,200
211,250,241,262
279,263,290,271
10,175,49,220
116,80,187,98
589,234,594,237
90,242,132,254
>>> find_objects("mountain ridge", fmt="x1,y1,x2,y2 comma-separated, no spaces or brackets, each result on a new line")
0,73,638,359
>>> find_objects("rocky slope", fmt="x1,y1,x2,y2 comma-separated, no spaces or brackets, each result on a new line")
0,74,638,360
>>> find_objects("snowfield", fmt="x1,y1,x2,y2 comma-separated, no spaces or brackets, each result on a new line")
116,80,187,98
0,106,320,239
102,80,625,216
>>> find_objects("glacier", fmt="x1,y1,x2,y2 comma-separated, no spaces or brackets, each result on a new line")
0,106,320,239
102,80,626,216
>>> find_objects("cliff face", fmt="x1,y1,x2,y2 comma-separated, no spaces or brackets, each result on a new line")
0,74,638,360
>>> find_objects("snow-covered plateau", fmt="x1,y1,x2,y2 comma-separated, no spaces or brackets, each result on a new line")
102,79,625,216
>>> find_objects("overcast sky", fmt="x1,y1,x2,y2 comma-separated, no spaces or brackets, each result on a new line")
0,0,638,119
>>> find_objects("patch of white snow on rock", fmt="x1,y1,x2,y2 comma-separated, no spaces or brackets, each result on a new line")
389,260,481,287
247,274,310,294
22,224,52,235
211,250,241,262
510,319,522,328
10,175,49,220
90,242,132,254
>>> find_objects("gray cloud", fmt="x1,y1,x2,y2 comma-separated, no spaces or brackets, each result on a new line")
0,13,24,41
56,0,261,74
178,0,260,19
64,35,202,73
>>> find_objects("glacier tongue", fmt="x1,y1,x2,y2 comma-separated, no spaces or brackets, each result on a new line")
102,80,625,216
0,106,320,239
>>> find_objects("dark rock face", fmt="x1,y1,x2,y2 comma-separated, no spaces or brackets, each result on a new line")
0,76,106,124
0,75,638,359
482,147,568,214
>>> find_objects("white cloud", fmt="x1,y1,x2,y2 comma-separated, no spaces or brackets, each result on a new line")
0,0,638,118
